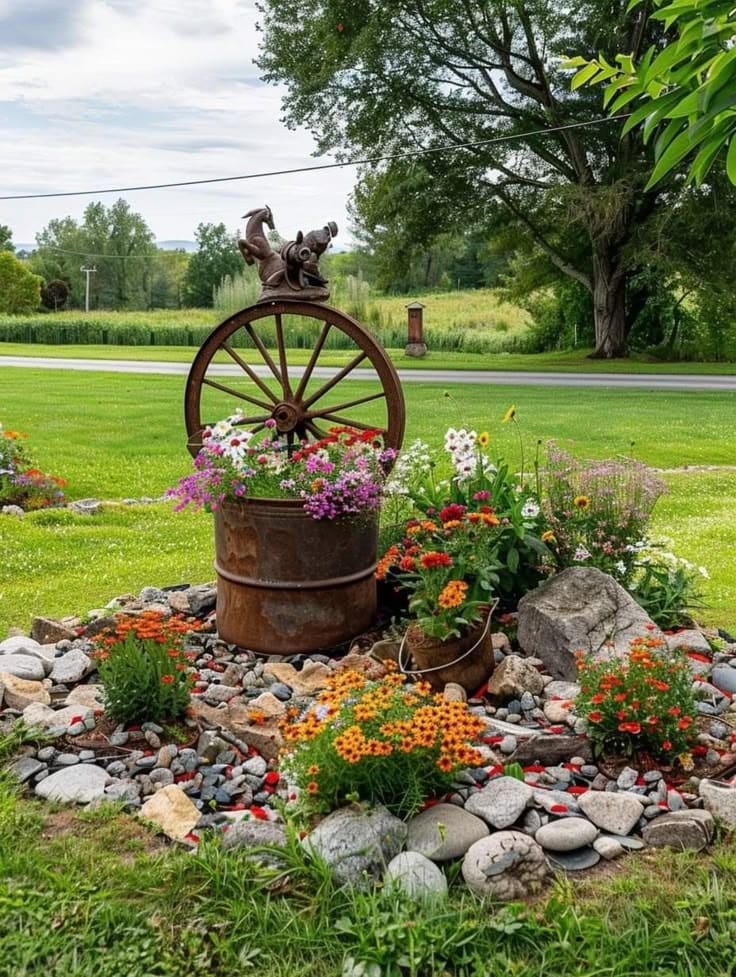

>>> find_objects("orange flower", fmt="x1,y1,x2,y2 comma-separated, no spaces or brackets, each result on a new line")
618,721,641,734
161,674,174,685
587,711,603,723
420,551,453,569
573,495,591,509
438,580,468,609
590,693,606,705
307,781,319,794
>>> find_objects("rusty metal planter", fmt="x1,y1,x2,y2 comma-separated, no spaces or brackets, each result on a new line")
213,499,378,654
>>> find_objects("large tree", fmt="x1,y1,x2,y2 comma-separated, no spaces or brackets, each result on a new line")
0,252,42,314
182,223,243,307
257,0,678,357
0,223,14,253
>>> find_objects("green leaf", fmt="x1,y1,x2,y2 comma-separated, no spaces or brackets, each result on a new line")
645,123,711,189
507,548,519,574
726,137,736,185
571,60,604,90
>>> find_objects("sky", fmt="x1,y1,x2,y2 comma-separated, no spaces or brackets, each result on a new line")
0,0,357,248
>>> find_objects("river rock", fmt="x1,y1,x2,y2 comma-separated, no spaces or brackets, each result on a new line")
464,776,533,829
303,805,407,886
35,764,110,803
139,785,200,842
641,810,714,851
22,702,90,729
698,779,736,826
593,836,626,860
221,819,288,852
486,655,545,700
577,791,644,835
0,655,46,681
385,852,448,900
711,666,736,696
462,831,549,900
548,847,600,871
517,567,663,680
65,684,104,709
50,649,93,684
0,673,51,709
405,803,488,861
535,817,598,852
666,629,712,655
31,617,78,645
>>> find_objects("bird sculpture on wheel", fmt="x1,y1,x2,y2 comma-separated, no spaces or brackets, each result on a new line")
237,204,338,302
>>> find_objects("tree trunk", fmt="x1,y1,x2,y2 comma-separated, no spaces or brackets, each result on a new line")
589,249,628,358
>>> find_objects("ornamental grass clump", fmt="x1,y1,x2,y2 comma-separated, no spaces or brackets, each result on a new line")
168,415,395,520
280,667,486,817
0,423,66,510
575,636,698,764
93,611,198,727
542,442,666,583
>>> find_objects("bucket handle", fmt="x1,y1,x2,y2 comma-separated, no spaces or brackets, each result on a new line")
398,599,499,677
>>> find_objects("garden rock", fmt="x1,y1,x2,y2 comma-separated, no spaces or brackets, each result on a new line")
303,805,407,887
0,655,46,681
71,498,101,516
486,655,545,701
711,666,736,696
0,673,51,709
535,818,598,852
139,785,200,842
385,852,448,901
22,702,89,729
264,660,332,695
577,791,644,836
50,649,93,684
221,819,288,853
464,776,533,829
641,810,714,851
462,831,549,901
405,803,488,861
548,847,600,871
698,779,736,826
0,635,46,657
8,756,44,783
65,684,104,709
30,617,77,645
517,567,663,680
666,629,712,655
593,836,626,860
35,764,110,804
246,691,287,720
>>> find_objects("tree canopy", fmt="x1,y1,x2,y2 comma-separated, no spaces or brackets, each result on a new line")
0,224,14,253
257,0,733,357
182,222,243,307
0,251,42,314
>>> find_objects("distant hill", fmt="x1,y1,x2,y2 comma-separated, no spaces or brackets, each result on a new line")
157,240,197,252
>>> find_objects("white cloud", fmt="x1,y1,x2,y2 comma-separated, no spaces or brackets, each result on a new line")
0,0,357,245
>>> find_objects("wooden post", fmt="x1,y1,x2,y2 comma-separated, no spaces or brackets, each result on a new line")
405,301,427,357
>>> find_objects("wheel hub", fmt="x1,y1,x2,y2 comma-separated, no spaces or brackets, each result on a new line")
272,400,301,433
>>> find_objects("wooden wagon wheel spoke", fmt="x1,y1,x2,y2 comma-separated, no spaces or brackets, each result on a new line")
310,414,379,432
244,322,284,388
185,300,405,460
293,320,331,401
302,351,368,409
222,343,280,403
201,377,275,412
304,390,386,421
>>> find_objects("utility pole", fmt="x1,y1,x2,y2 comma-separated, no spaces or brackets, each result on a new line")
80,265,96,313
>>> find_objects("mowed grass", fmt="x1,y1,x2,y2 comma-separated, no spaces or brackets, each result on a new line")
3,342,736,374
1,750,736,977
0,367,734,633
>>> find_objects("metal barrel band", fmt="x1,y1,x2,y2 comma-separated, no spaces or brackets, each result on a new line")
398,599,498,677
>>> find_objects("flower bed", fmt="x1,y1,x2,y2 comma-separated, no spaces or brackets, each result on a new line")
0,423,66,510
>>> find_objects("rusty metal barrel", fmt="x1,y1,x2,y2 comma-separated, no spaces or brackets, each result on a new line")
213,499,378,654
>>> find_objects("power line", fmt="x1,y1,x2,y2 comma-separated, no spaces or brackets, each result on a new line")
34,245,184,259
0,115,629,202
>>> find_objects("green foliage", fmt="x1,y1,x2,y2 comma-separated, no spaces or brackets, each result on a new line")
40,278,69,311
92,612,196,726
280,669,485,817
0,251,42,314
564,0,736,188
183,223,243,308
0,424,66,510
0,222,14,253
629,555,707,628
576,642,698,763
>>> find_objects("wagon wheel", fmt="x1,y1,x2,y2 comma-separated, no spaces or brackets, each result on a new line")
185,300,405,462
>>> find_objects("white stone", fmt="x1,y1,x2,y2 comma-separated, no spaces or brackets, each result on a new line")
0,655,46,681
699,779,736,827
535,817,598,852
462,831,549,901
464,776,533,829
50,649,93,684
577,791,644,836
35,765,110,803
405,803,488,861
385,852,448,900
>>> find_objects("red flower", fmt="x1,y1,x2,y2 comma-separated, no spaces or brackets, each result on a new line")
647,715,659,726
662,740,672,751
677,716,693,730
618,721,641,735
161,674,175,685
439,503,466,523
668,706,681,717
616,710,628,720
587,711,603,723
419,551,453,569
652,680,670,692
590,693,606,705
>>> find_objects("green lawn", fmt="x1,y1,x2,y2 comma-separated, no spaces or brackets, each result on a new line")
1,750,735,977
1,367,734,633
3,341,736,374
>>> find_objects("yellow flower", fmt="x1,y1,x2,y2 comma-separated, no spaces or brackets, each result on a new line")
477,431,491,447
542,530,557,544
502,405,516,423
573,495,592,510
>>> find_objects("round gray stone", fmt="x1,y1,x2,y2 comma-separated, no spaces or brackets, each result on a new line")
0,654,46,681
385,851,448,900
535,817,598,852
221,819,288,852
34,764,110,804
405,803,489,861
548,847,600,871
50,649,92,684
303,805,407,887
577,791,644,835
462,831,549,901
464,776,533,829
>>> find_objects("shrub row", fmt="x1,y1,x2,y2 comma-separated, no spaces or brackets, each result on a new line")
0,316,535,353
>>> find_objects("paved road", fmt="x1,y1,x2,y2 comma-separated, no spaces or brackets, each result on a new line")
1,355,735,390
